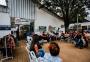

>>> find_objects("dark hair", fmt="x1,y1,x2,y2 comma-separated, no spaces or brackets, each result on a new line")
49,42,60,56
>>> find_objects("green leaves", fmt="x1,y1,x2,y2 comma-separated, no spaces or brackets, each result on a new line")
33,0,88,31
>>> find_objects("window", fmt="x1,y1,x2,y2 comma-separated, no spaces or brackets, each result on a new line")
0,25,11,30
82,26,87,30
88,25,90,30
61,25,64,28
39,26,46,32
48,26,56,32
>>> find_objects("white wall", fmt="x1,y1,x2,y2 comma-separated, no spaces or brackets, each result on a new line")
0,12,10,25
80,22,90,26
69,22,90,30
35,8,64,34
0,12,11,38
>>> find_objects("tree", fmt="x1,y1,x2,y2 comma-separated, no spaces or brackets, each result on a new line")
34,0,88,32
86,0,90,8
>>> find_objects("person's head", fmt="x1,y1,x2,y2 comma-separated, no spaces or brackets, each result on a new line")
49,42,60,56
8,33,11,37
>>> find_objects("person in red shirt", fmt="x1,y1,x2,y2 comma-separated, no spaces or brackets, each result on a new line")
7,34,15,57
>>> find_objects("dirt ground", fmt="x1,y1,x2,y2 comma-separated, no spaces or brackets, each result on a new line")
0,40,29,62
1,40,90,62
43,41,90,62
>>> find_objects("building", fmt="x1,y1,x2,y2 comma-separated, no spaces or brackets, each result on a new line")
69,22,90,31
35,7,64,34
0,0,11,38
0,0,64,37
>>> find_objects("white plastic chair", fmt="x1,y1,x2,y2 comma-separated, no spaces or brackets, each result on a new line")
26,46,33,62
30,51,39,62
27,36,32,44
26,36,32,50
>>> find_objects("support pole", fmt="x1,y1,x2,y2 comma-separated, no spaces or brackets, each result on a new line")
77,14,78,31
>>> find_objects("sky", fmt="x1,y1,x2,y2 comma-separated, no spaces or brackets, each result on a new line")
87,10,90,17
85,7,90,21
0,0,7,6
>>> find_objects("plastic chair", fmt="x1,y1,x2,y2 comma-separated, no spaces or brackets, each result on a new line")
30,51,39,62
26,36,32,50
27,36,32,44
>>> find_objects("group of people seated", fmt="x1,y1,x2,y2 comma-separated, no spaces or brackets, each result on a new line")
26,30,89,62
29,31,62,51
71,31,88,49
29,31,89,50
31,42,62,62
26,31,62,62
53,30,89,49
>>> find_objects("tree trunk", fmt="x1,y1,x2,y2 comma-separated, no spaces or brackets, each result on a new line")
64,6,70,32
64,17,69,32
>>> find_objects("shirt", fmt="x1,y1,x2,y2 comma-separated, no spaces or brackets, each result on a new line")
43,53,62,62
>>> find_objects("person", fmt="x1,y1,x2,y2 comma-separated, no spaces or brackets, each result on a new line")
60,31,65,40
41,32,48,41
30,34,42,52
82,33,88,48
43,42,62,62
74,32,84,49
34,43,45,58
7,34,15,57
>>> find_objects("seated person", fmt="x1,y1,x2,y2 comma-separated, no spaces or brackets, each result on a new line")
30,34,42,51
82,35,88,48
34,44,45,58
39,42,62,62
60,31,65,39
41,32,48,40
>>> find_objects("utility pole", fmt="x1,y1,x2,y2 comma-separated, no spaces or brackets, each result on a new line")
77,14,78,31
77,14,80,31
